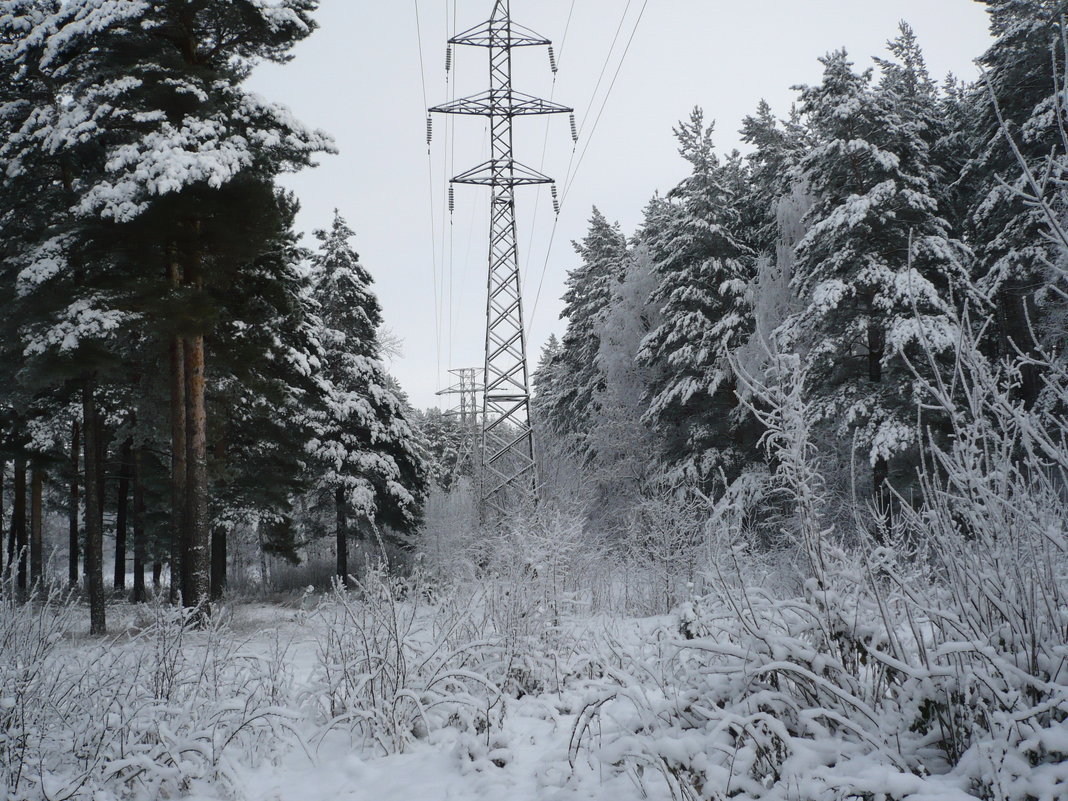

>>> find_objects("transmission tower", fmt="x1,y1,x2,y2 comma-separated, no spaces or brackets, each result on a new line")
435,368,482,427
430,0,572,517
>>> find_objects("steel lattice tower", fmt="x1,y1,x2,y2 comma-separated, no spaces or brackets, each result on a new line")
430,0,571,516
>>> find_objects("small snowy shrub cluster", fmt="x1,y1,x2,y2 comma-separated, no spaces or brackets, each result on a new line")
1,590,297,801
308,567,503,755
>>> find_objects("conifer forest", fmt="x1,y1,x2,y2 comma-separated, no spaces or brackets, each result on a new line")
1,1,1067,800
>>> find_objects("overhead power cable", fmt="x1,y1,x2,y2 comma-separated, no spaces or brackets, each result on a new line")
530,0,651,325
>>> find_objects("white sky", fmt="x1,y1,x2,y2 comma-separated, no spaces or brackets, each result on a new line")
248,0,993,410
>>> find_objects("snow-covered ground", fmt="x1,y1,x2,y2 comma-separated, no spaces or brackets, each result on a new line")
4,544,1067,801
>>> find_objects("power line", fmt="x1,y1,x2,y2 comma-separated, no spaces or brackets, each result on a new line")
563,0,650,204
413,0,443,387
531,0,651,326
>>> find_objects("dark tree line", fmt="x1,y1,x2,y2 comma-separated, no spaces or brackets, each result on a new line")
0,1,427,632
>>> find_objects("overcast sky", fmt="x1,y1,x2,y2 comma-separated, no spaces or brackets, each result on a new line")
248,0,994,410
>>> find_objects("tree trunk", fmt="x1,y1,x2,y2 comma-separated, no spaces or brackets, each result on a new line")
169,253,188,605
114,441,131,593
210,525,226,601
69,420,80,587
96,414,106,542
1000,281,1042,409
5,458,14,582
13,455,26,594
866,320,884,384
185,333,210,615
30,467,42,588
170,335,188,604
83,386,106,635
335,487,348,586
0,457,6,585
132,447,147,603
257,522,269,591
153,561,162,590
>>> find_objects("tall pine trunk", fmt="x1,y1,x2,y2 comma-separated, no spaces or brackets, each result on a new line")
335,487,348,586
13,455,26,594
867,318,891,529
0,458,5,584
169,255,188,605
114,441,131,593
185,332,210,615
5,458,14,581
30,468,42,588
1001,282,1042,409
184,222,210,618
83,385,106,635
210,525,226,601
69,420,80,587
132,447,147,603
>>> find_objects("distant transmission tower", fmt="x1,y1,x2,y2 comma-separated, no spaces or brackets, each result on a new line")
430,0,573,516
435,368,482,427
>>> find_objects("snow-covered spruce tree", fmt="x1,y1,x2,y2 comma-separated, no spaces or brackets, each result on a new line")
544,208,628,453
307,212,427,582
204,190,326,593
638,108,757,488
739,99,808,255
786,47,970,519
584,243,662,533
412,408,473,493
965,0,1068,406
2,1,332,620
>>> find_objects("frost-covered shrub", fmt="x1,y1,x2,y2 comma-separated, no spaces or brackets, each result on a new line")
573,332,1068,800
1,591,297,800
573,531,1067,801
308,567,503,755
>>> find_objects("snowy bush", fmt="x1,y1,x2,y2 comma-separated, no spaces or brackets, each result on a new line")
1,591,299,800
570,337,1068,800
308,567,503,755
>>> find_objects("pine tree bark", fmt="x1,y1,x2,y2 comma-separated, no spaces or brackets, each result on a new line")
83,385,106,635
210,525,226,601
13,455,26,594
69,420,80,587
5,458,14,581
0,457,6,585
185,332,210,616
169,245,188,605
114,441,131,593
1001,282,1042,409
96,415,106,541
867,318,891,531
132,447,147,603
335,487,348,586
183,221,210,619
30,467,42,588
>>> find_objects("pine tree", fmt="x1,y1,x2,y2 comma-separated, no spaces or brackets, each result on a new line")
544,208,627,449
1,0,333,620
585,244,662,530
739,100,808,255
787,48,969,513
307,212,427,581
966,0,1068,406
638,108,755,486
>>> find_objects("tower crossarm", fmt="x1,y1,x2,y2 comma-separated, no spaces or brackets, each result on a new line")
452,159,553,187
430,90,572,118
450,18,551,48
